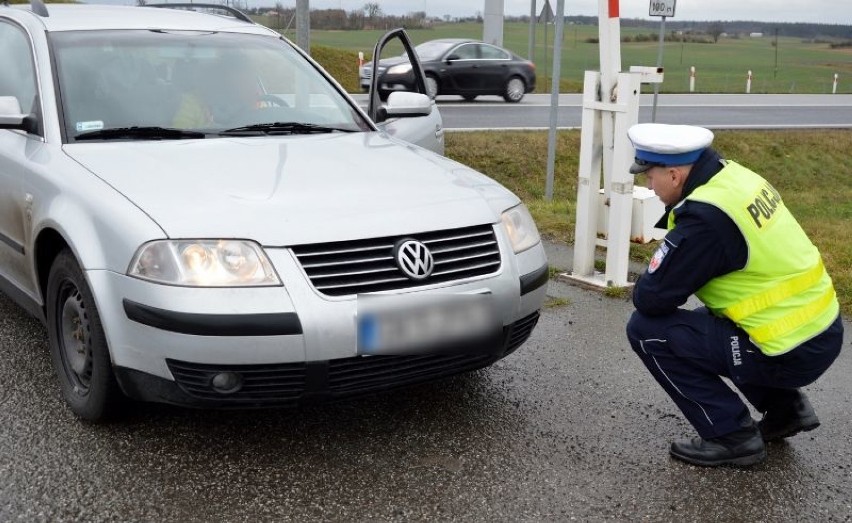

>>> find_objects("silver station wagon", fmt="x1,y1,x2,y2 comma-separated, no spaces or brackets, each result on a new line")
0,1,548,420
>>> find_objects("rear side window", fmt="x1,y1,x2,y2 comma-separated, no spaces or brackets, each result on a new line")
479,44,509,60
0,20,38,120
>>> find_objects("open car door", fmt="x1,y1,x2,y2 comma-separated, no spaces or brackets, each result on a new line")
367,29,445,155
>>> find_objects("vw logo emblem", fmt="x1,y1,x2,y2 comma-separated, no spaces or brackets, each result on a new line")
395,240,435,281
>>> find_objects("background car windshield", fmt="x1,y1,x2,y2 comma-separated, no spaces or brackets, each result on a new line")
413,40,456,61
51,30,370,140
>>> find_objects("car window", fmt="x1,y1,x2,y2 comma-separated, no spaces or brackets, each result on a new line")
0,19,39,130
413,40,456,61
50,30,371,141
451,44,478,60
479,44,510,60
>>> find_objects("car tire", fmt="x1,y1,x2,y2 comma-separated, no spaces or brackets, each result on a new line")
462,94,477,102
47,249,122,421
503,76,526,103
425,74,439,99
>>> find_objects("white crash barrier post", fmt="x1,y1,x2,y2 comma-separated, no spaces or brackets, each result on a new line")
746,70,752,94
833,73,839,94
567,0,665,289
358,51,364,68
689,66,696,92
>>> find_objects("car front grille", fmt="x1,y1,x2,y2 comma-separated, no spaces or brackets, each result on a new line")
360,66,385,81
291,224,502,297
164,312,539,405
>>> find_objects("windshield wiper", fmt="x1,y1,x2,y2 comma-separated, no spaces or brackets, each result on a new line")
74,126,207,141
219,122,356,136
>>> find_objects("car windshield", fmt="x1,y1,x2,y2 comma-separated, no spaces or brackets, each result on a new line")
412,40,457,61
51,30,371,142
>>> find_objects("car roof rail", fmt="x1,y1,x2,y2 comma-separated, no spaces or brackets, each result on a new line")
145,3,253,23
30,0,49,17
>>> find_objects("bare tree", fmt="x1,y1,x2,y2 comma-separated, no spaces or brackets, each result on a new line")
363,2,382,20
708,22,725,43
275,1,283,29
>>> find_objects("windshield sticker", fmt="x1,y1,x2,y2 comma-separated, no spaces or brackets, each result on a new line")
76,121,104,132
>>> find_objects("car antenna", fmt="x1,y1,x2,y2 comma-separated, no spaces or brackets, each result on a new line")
30,0,50,18
30,0,49,17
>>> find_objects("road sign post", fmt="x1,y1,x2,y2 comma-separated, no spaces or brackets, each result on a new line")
649,0,675,121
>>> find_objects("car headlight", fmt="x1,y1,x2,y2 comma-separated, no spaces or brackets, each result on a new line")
387,63,413,75
128,240,281,287
501,204,541,254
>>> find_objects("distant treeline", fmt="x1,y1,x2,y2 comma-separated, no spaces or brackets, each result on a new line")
248,8,431,31
242,8,852,41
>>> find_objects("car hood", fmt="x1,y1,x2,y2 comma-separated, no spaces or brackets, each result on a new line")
63,133,519,246
363,55,409,70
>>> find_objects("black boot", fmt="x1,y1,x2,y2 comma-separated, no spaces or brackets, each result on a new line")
759,390,820,442
670,423,766,467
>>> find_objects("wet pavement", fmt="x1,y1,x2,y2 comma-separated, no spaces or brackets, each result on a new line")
1,246,851,522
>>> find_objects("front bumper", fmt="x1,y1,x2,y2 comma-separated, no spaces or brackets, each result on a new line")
113,310,540,407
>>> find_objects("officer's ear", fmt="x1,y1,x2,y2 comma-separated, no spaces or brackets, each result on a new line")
670,165,690,187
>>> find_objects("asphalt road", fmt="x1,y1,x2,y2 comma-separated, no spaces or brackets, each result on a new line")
355,93,852,130
1,242,850,522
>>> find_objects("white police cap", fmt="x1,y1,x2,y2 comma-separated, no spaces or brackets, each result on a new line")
628,123,714,174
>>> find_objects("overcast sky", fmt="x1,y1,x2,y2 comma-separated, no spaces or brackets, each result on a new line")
253,0,851,25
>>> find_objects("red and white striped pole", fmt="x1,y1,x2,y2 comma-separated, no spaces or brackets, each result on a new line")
746,70,752,94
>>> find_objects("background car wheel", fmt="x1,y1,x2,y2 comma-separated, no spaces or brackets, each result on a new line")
503,76,526,103
462,94,477,102
47,249,122,421
425,74,439,99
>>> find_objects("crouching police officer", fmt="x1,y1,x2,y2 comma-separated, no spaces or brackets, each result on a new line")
625,123,844,467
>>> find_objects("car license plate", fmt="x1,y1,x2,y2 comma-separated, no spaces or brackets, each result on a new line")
357,293,497,355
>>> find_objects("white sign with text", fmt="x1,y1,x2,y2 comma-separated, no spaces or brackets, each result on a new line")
649,0,676,17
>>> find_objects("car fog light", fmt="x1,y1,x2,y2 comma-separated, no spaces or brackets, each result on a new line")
210,372,243,394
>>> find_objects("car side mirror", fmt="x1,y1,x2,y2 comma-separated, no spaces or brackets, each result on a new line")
445,54,460,63
0,96,37,134
375,91,432,122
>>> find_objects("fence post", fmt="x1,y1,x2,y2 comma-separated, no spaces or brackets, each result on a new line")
833,73,839,94
746,70,752,94
689,66,696,92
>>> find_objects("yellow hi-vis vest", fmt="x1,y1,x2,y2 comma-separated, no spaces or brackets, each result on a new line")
668,161,838,356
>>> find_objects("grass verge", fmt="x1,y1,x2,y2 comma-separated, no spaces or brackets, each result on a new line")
445,129,852,316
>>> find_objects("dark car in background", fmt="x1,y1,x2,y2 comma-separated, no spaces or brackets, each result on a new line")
360,38,536,103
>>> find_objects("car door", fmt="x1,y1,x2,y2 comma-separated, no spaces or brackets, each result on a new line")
477,44,513,94
0,18,41,301
366,29,444,155
443,42,480,93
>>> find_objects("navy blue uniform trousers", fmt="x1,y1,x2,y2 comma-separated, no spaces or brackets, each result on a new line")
626,308,844,439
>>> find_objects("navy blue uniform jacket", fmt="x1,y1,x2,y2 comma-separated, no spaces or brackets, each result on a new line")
632,148,749,315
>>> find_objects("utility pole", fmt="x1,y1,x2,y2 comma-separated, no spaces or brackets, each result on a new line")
774,27,779,79
296,0,310,54
544,0,565,200
528,0,536,61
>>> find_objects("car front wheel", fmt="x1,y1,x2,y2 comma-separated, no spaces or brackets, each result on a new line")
47,249,122,421
425,74,439,99
503,76,526,103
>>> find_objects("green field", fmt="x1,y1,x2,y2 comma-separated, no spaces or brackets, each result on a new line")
268,21,852,94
